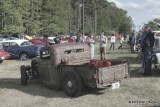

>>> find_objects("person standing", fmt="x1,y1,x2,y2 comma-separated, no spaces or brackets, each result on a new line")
54,35,61,44
118,36,123,49
141,27,155,76
109,34,116,50
88,34,95,60
138,26,149,73
43,34,50,46
130,32,136,53
76,33,83,43
99,32,108,60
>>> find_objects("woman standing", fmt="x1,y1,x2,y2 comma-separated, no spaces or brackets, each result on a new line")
118,35,123,49
109,34,116,50
88,34,95,60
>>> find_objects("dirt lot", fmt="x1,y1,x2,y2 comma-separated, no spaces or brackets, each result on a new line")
0,43,160,107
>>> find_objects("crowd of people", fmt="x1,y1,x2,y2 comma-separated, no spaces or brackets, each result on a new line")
43,27,155,76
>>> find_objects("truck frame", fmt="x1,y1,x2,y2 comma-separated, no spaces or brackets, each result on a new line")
20,43,129,97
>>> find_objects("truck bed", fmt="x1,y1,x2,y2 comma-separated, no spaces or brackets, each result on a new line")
62,59,129,88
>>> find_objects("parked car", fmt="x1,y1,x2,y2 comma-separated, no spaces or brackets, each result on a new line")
1,40,43,60
30,39,47,45
0,49,10,60
0,43,10,63
152,31,160,68
0,44,10,60
20,43,129,97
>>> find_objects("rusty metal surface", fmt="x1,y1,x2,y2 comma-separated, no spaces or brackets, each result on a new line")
49,43,90,66
96,61,129,88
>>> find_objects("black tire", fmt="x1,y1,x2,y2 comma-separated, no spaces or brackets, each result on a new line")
21,65,27,86
31,59,39,79
19,52,28,61
0,60,3,63
63,71,83,97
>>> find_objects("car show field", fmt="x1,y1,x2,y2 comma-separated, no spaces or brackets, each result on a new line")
0,43,160,107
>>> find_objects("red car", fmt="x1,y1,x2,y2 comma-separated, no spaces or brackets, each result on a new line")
0,49,10,60
30,39,47,45
0,43,10,61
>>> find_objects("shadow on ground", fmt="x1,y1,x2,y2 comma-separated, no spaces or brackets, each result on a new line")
0,78,106,98
129,67,160,78
118,56,141,64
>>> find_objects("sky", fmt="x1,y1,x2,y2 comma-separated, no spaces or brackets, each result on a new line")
107,0,160,31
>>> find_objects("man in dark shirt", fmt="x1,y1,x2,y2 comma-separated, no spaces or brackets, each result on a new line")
142,28,155,76
54,35,60,44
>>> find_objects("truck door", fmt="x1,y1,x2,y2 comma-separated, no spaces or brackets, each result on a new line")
39,49,53,85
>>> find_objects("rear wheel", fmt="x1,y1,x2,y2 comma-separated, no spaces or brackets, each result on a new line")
21,65,27,86
19,52,28,61
63,71,83,97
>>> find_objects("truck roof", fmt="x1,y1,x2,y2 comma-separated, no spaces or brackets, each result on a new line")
49,43,89,52
43,43,90,66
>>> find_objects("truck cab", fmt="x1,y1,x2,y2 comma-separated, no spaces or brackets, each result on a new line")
38,43,90,88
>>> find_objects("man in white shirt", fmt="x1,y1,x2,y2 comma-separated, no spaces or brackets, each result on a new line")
109,34,116,50
99,32,108,60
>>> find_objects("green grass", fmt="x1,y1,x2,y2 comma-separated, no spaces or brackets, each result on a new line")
0,42,160,107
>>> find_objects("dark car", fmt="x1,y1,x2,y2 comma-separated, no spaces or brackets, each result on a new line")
1,40,43,60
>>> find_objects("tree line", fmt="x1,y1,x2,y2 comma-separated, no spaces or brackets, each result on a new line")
0,0,134,36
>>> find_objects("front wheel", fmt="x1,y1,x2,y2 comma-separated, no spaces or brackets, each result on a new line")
63,71,83,97
21,65,27,86
19,52,28,61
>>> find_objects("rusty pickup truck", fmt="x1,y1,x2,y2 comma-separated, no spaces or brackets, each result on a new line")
20,43,129,97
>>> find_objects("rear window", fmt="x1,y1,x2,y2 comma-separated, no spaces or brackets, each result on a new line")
64,48,84,54
156,33,160,37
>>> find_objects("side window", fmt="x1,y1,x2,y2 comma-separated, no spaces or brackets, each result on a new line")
0,44,3,49
155,39,159,47
10,42,18,47
21,41,32,46
2,42,10,47
40,50,50,59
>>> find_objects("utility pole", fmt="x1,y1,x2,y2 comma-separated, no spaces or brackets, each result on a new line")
94,0,97,36
78,3,82,32
82,0,84,36
68,0,71,34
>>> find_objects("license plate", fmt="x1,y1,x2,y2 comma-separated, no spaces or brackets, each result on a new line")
112,82,120,89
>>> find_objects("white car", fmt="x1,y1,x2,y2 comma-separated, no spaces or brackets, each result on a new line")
152,31,160,68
